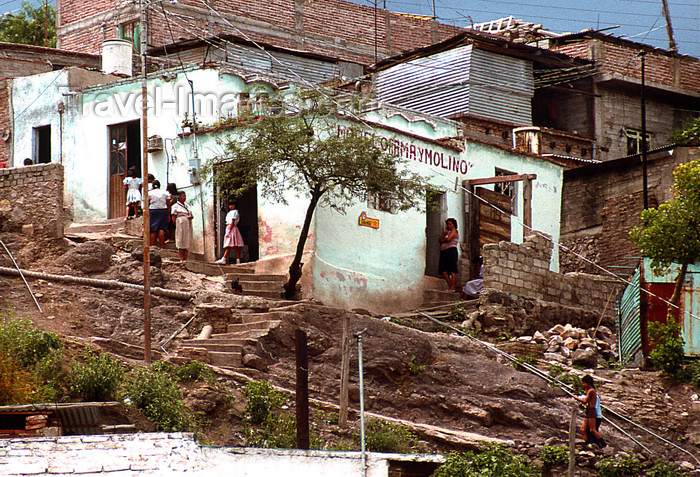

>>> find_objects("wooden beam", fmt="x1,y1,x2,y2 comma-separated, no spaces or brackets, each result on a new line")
523,176,533,229
466,174,536,187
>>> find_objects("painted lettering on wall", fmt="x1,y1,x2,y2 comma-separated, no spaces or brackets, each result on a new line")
358,211,379,229
337,126,470,175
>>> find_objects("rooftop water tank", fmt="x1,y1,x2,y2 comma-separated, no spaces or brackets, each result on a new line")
101,40,133,76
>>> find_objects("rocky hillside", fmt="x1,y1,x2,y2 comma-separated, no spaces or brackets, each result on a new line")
0,232,698,475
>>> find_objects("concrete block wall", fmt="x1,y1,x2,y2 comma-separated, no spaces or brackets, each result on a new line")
561,147,694,236
57,0,463,66
483,234,622,316
0,163,64,238
595,84,695,161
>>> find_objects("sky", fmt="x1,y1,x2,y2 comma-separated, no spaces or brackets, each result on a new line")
1,0,698,59
355,0,700,58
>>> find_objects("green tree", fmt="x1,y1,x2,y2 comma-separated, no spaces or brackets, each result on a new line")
208,90,429,299
670,116,700,145
0,0,56,48
630,160,700,321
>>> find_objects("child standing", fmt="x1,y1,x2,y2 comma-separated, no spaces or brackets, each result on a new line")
216,199,244,264
123,166,142,219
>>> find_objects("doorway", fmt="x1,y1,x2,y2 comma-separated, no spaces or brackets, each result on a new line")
216,185,259,263
425,191,445,277
108,121,141,218
33,125,51,164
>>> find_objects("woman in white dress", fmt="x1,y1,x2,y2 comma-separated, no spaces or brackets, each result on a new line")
122,166,142,219
171,191,193,262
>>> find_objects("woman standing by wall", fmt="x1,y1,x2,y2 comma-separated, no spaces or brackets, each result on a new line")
438,218,459,291
171,190,193,262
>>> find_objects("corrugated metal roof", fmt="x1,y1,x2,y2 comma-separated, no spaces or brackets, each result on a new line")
224,43,340,85
0,402,119,436
376,45,534,124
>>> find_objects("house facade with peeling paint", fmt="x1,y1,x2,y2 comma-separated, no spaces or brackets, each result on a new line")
11,64,569,312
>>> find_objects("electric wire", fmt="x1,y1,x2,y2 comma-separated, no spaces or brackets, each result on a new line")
415,309,700,464
150,2,700,326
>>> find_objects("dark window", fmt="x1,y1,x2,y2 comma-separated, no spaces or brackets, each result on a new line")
625,128,651,156
494,168,515,198
119,21,141,53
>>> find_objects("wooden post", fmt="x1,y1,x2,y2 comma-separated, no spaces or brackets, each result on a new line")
295,329,309,449
523,176,533,230
568,406,577,477
339,314,350,427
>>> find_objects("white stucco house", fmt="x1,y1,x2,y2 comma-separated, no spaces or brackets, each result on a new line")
11,64,574,312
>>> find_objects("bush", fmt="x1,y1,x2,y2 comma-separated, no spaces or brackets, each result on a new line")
360,419,418,454
432,445,538,477
649,319,686,378
244,413,297,449
0,352,36,404
539,445,568,466
0,318,62,367
547,365,583,394
646,459,681,477
243,380,288,425
123,365,193,431
449,304,468,322
407,355,426,375
151,360,215,383
596,456,642,477
69,352,124,401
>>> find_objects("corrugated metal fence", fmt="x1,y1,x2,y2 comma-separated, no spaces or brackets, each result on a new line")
618,267,642,365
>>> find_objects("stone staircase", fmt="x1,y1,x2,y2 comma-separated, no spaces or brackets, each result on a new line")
64,218,288,300
175,311,296,370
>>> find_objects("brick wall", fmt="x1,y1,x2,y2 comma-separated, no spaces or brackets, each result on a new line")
57,0,463,66
0,163,64,238
561,147,695,236
483,233,622,317
550,37,700,95
561,146,700,271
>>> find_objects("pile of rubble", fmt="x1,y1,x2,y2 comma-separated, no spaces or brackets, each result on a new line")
517,323,617,368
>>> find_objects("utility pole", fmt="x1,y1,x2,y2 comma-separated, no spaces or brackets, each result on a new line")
640,51,648,211
661,0,678,53
140,0,152,363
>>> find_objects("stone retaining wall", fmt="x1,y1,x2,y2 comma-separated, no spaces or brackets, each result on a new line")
0,163,63,238
482,234,622,317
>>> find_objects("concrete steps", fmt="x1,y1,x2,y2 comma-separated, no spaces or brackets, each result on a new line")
175,315,284,370
421,288,463,309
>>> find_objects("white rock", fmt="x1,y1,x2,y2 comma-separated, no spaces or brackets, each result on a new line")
563,337,578,350
560,324,574,339
560,346,571,358
549,335,564,346
533,331,547,343
545,352,567,364
517,336,533,343
550,324,565,335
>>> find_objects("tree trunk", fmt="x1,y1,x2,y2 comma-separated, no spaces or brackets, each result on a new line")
667,262,688,322
284,186,322,299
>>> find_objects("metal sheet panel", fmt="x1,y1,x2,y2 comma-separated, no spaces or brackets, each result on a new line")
376,44,534,123
468,48,533,124
224,44,340,84
376,45,472,118
225,43,272,73
618,267,642,365
271,51,340,84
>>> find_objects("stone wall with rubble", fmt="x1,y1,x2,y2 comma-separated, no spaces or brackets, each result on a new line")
482,234,622,317
0,163,63,238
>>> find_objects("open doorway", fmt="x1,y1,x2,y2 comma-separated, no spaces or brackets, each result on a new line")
108,121,141,218
33,125,51,164
215,185,259,263
425,191,445,277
